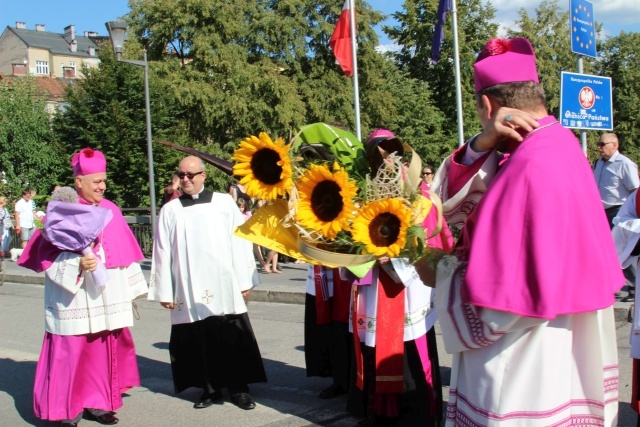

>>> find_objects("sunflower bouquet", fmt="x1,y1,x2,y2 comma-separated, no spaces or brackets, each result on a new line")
232,123,441,271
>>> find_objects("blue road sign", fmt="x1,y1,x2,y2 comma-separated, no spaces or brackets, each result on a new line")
570,0,596,57
559,72,612,130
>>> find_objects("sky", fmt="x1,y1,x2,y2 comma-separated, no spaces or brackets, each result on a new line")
2,0,639,52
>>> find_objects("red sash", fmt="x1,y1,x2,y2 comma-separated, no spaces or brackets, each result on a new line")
331,269,351,323
352,284,365,390
352,266,405,393
375,267,405,393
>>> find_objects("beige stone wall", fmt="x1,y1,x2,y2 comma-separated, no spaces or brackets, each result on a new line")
51,54,99,78
0,30,27,75
27,47,52,75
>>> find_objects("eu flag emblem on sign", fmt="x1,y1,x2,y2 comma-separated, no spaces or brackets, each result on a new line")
570,0,596,58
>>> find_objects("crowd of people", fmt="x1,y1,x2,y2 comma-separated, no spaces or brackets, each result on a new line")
7,35,639,427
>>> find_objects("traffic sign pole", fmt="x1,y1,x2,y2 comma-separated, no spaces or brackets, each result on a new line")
577,57,587,154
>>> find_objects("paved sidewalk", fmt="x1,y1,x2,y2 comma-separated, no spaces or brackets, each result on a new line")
0,256,634,321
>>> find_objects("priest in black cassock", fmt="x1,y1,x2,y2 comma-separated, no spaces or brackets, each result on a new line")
149,155,266,410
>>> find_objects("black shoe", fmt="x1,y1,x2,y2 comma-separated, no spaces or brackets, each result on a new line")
231,392,256,410
318,384,347,399
84,409,119,425
193,390,223,409
623,295,635,303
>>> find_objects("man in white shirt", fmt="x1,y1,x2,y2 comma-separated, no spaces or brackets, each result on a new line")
14,188,36,248
149,155,265,411
594,132,640,301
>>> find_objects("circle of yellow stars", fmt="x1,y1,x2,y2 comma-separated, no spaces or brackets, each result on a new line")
572,3,594,50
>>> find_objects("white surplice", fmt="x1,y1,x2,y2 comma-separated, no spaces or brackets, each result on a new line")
436,255,619,426
349,258,437,346
148,192,259,324
612,190,640,359
44,251,148,335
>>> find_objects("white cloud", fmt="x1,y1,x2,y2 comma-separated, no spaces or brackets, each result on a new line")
375,43,401,54
484,0,640,37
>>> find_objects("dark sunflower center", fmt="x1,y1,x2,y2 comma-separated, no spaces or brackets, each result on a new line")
310,180,344,222
368,212,401,247
250,148,283,185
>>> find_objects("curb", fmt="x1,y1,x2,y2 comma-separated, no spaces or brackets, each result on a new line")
2,273,45,286
250,289,305,305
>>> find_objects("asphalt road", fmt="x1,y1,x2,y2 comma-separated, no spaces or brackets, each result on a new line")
0,281,638,426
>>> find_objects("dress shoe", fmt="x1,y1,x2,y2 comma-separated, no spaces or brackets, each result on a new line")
231,392,256,410
623,295,636,303
84,409,118,425
193,390,223,409
318,384,347,399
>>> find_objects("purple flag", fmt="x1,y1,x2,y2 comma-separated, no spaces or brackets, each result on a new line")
431,0,452,63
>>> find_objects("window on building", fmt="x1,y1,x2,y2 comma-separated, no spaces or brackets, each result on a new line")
36,60,49,75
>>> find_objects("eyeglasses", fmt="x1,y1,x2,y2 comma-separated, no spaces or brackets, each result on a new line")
597,142,612,148
422,171,434,175
177,171,205,180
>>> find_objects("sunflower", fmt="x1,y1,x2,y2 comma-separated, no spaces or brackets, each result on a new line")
232,132,293,200
352,198,411,257
296,163,358,239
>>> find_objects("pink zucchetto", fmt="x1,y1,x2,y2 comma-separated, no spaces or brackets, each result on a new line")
72,148,107,176
367,129,396,140
473,37,539,93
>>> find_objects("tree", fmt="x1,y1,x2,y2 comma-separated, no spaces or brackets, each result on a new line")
125,0,419,146
0,75,65,201
52,48,185,208
596,31,640,163
387,0,498,140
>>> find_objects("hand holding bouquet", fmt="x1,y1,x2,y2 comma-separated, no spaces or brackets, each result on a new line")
42,187,113,287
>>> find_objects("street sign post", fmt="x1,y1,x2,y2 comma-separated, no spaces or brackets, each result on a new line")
559,71,612,131
570,0,596,58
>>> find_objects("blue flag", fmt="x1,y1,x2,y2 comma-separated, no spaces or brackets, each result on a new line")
431,0,452,63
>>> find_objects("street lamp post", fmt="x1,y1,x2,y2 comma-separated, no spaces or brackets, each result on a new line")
105,20,157,236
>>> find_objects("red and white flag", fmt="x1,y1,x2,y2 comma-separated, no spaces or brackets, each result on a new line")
329,0,353,77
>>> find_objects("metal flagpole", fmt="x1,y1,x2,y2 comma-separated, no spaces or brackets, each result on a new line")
451,0,465,146
349,0,362,141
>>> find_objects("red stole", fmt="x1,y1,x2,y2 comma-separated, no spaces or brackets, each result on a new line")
352,266,405,393
375,267,405,393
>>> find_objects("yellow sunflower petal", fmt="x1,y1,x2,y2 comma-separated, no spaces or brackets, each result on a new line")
352,198,411,258
295,163,358,240
232,132,293,201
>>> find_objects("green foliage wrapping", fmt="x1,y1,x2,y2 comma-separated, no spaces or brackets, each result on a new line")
291,123,369,178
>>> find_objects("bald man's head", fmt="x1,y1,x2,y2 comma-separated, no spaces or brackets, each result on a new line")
178,156,206,195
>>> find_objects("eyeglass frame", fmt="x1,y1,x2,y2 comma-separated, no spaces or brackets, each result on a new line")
177,171,205,180
422,171,434,175
596,141,612,148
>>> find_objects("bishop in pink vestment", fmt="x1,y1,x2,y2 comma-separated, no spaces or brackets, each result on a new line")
418,38,624,426
19,148,147,426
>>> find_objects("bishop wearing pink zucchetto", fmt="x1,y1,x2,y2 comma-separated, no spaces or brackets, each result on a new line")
416,38,624,426
19,148,148,426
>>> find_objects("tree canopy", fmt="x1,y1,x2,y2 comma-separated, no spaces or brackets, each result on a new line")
0,75,65,201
